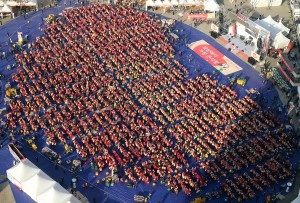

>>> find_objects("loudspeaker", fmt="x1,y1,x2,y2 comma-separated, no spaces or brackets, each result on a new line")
248,57,256,65
210,31,218,39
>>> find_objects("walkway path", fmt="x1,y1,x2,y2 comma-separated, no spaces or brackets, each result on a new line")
0,181,16,203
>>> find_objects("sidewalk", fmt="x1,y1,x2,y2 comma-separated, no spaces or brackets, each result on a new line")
0,181,16,203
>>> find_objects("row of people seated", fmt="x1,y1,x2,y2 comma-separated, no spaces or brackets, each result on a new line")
222,155,293,201
202,128,296,182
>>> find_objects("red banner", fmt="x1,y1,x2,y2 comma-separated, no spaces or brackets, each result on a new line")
193,44,226,66
187,14,208,20
278,65,291,82
189,40,242,75
279,54,294,73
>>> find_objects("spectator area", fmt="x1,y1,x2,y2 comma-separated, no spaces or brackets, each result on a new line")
0,3,299,203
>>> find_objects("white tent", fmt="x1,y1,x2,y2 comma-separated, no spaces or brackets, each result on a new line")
4,1,18,6
25,0,38,6
36,183,73,203
162,0,173,7
155,0,164,6
147,0,163,7
6,159,41,190
291,197,300,203
145,0,203,10
178,0,186,5
145,0,155,6
273,32,290,49
204,0,220,12
261,15,278,25
1,4,12,13
275,21,290,35
22,171,56,202
4,0,46,10
65,196,82,203
291,188,300,203
256,18,281,38
7,159,80,203
256,16,290,39
250,0,282,8
185,0,196,5
170,0,179,6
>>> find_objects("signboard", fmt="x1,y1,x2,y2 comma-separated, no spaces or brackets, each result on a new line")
187,13,208,20
189,40,242,75
251,51,261,61
211,23,219,33
186,13,215,20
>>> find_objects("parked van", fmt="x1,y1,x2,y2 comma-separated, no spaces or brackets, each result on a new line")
291,0,300,22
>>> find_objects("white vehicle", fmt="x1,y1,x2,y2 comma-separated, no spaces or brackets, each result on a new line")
291,0,300,22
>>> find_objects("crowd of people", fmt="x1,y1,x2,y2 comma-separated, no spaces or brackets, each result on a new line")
222,155,293,201
5,3,298,201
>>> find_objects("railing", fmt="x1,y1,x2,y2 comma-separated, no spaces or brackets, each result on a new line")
8,143,26,162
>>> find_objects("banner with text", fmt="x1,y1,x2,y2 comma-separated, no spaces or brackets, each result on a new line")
189,40,242,75
186,13,215,20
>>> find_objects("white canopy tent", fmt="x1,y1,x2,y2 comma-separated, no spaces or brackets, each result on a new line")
255,15,290,48
203,0,220,12
170,0,178,6
1,0,48,10
256,17,281,38
3,1,18,6
65,196,82,203
1,4,13,13
255,15,290,35
25,0,38,6
36,183,74,203
250,0,282,7
261,15,278,26
6,159,41,190
273,32,290,49
7,159,80,203
145,0,162,7
275,21,290,35
145,0,206,10
291,187,300,203
22,171,56,202
257,15,290,35
3,0,36,6
292,197,300,203
161,0,173,7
